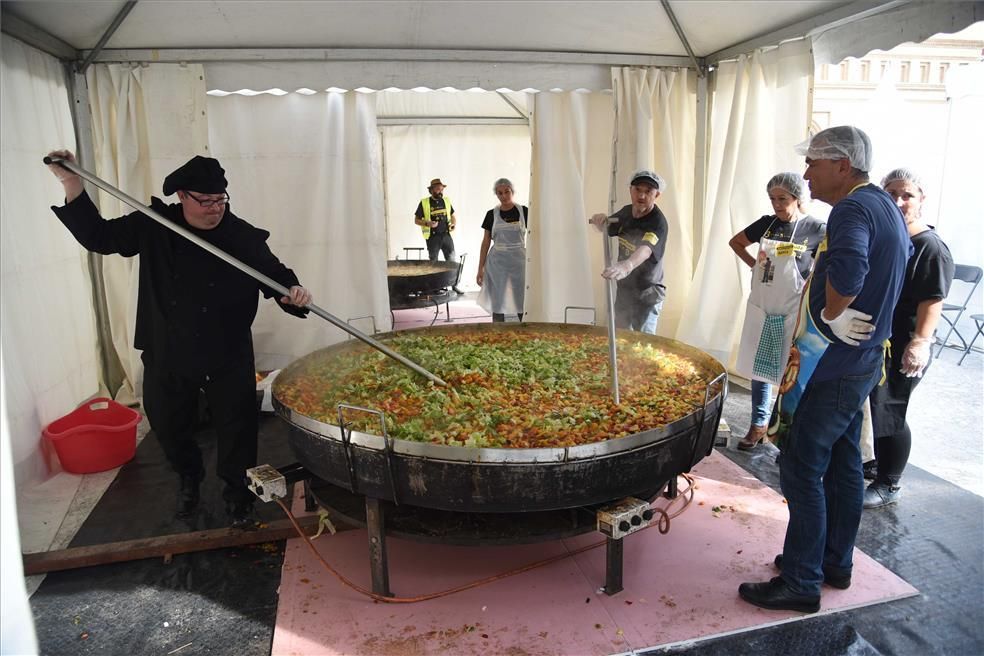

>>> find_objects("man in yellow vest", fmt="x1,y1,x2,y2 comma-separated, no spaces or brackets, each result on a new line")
414,178,461,293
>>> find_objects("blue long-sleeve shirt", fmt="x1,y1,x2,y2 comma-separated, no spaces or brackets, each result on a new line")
807,184,912,382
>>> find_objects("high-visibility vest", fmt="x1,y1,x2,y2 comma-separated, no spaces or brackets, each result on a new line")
419,196,453,239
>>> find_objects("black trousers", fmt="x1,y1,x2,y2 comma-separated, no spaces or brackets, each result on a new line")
142,355,258,504
426,232,456,262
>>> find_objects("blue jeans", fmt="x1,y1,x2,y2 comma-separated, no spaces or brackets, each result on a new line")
751,380,772,427
778,362,883,596
615,298,663,335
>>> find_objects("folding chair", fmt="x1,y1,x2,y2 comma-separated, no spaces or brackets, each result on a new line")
935,264,983,358
958,314,984,365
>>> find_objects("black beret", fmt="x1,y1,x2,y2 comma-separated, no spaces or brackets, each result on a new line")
162,156,227,196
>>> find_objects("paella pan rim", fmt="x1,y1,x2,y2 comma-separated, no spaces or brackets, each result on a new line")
271,322,727,465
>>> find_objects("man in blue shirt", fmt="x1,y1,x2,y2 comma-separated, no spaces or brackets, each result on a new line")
739,126,911,613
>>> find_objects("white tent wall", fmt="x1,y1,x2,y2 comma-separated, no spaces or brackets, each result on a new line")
676,39,814,367
0,37,100,488
611,67,697,339
382,122,532,299
86,62,210,404
0,36,90,653
526,91,615,324
207,91,388,368
1,365,38,655
938,61,984,330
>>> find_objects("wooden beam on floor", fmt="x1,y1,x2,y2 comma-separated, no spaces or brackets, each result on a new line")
22,514,351,575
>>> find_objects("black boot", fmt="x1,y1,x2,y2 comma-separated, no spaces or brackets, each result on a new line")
176,473,202,518
227,498,257,530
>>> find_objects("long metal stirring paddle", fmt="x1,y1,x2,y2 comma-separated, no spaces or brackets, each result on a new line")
44,155,449,387
596,216,621,405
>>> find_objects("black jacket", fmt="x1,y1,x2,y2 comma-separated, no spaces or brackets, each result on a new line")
52,191,306,376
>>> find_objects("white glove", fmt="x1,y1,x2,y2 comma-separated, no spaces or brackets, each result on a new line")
602,260,633,281
820,307,875,346
589,213,609,230
900,336,932,377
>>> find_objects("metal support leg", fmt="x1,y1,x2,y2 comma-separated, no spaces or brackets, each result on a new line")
664,476,678,499
365,497,392,597
303,479,317,512
604,536,624,595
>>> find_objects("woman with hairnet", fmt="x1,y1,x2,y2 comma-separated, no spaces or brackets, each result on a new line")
477,178,529,322
864,168,954,508
729,173,826,449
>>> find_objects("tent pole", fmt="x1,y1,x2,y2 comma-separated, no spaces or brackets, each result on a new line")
692,73,709,269
65,65,127,399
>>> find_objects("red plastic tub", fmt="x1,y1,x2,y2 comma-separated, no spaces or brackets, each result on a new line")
43,398,141,474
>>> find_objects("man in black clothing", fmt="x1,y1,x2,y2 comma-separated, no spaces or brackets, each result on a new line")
47,151,312,528
413,178,463,293
590,169,669,334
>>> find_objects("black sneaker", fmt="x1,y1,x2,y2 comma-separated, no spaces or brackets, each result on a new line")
227,500,258,530
176,472,203,518
774,554,851,589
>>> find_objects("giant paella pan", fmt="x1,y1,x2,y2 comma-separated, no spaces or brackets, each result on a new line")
272,323,727,514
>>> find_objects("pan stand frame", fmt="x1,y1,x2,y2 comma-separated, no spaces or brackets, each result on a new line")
337,403,399,597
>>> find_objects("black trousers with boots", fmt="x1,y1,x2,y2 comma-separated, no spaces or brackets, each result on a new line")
142,355,258,505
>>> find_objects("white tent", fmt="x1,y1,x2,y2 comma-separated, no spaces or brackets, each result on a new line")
2,2,982,652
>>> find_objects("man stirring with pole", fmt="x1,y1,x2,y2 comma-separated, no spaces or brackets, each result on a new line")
46,150,312,528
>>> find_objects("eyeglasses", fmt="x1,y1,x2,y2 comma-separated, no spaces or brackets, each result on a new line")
184,191,230,208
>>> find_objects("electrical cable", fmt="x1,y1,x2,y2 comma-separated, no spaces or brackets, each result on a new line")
275,472,696,604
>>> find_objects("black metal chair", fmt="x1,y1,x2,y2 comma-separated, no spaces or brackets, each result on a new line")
958,314,984,365
935,264,983,358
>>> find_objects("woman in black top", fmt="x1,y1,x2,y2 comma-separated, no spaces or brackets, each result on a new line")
865,168,955,508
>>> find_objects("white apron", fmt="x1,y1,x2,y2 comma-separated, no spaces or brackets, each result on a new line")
736,219,806,386
477,205,527,315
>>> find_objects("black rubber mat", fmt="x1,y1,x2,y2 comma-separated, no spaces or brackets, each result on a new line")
29,413,297,656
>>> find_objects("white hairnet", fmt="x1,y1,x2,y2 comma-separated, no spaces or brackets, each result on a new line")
766,172,809,203
880,168,924,195
794,126,873,172
493,177,514,193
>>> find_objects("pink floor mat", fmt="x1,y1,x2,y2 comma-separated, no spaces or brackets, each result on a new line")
270,451,917,655
391,297,492,331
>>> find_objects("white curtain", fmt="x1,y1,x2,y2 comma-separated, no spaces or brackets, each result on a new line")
208,91,387,367
1,37,91,651
87,63,209,403
675,39,813,367
1,37,100,487
526,91,615,323
611,67,696,338
382,123,532,299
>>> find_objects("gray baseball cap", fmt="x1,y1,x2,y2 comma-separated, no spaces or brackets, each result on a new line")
630,169,665,191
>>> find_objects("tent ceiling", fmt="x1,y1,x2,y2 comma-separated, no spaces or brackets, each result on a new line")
1,0,881,59
2,1,979,90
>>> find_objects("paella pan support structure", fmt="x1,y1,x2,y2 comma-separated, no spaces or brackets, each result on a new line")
387,252,467,326
42,156,448,387
266,323,729,599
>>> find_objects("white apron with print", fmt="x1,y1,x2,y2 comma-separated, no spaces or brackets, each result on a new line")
477,205,527,315
736,221,806,385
